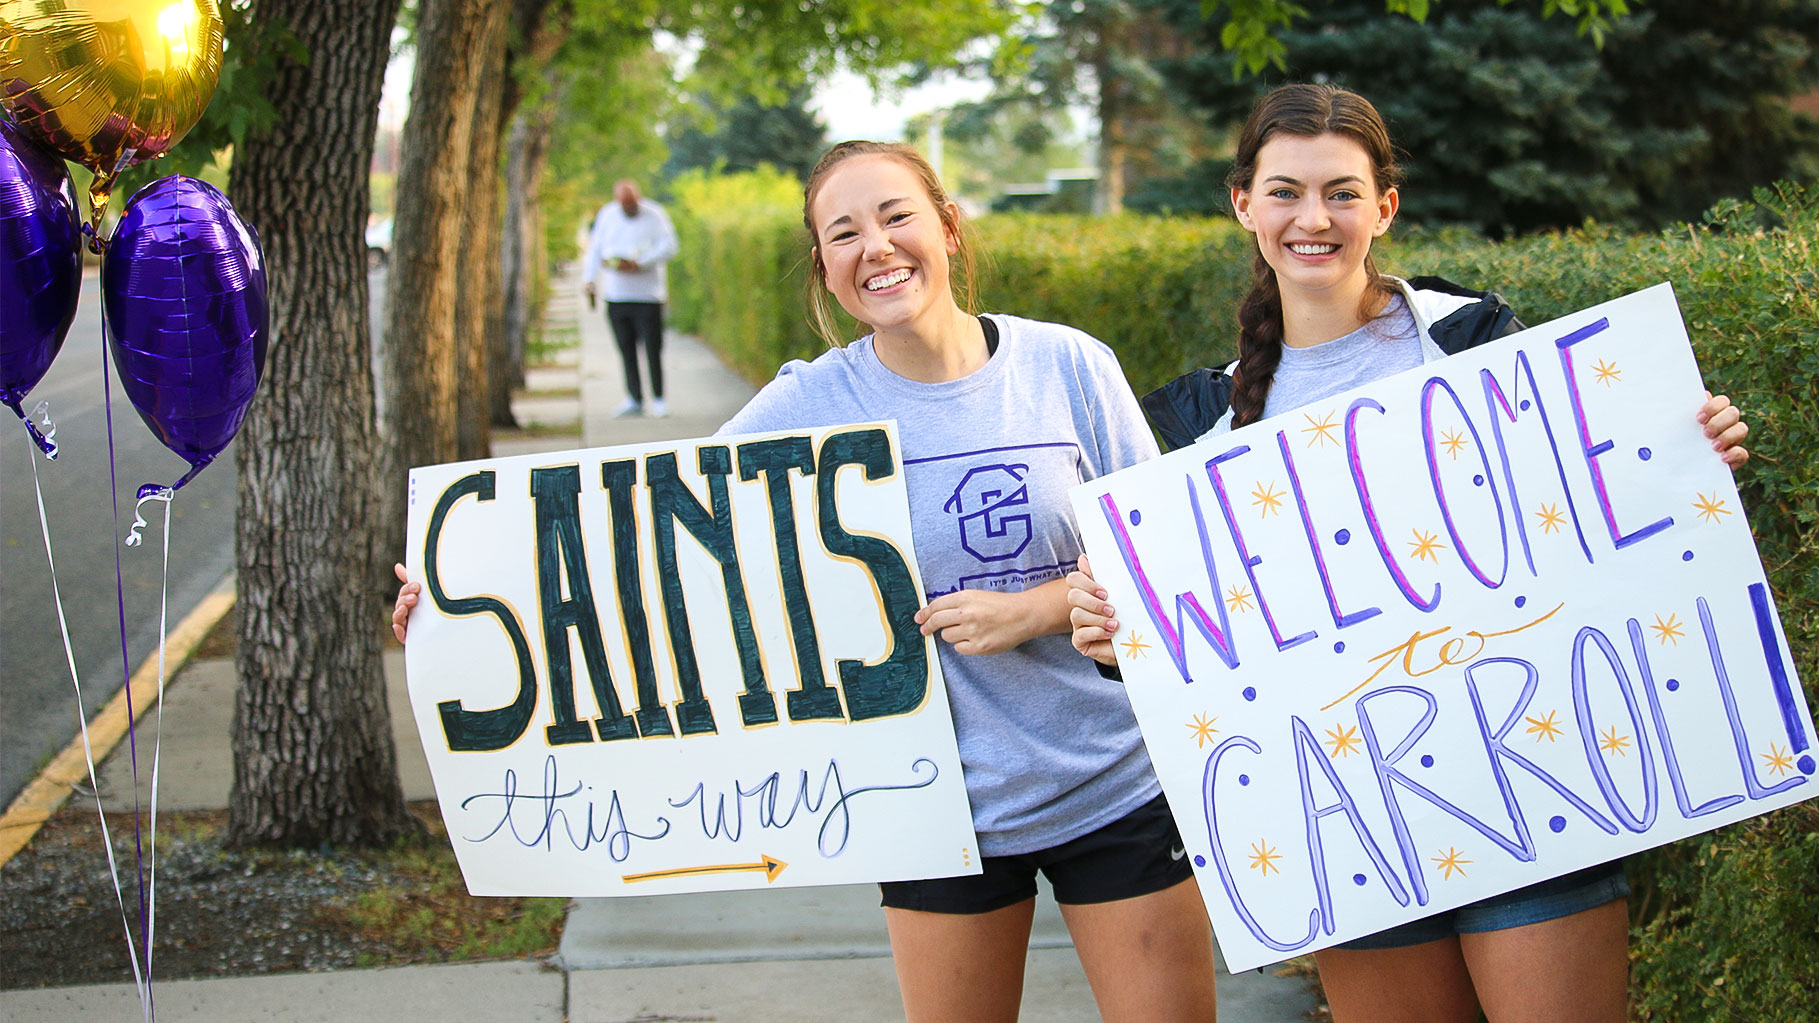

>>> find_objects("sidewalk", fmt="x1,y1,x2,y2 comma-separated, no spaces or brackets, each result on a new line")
1,267,1317,1021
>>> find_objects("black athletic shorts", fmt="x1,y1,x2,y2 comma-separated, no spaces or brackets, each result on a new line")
878,792,1194,914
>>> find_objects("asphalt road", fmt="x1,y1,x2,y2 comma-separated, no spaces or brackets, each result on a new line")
0,267,390,808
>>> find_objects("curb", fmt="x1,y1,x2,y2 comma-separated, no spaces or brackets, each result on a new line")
0,575,236,870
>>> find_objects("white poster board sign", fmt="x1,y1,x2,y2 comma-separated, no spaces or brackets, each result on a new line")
404,422,979,896
1071,284,1816,971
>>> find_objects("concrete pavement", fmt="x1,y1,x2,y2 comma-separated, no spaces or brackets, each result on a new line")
1,265,1318,1021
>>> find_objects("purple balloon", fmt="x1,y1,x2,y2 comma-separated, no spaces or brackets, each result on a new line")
0,115,82,452
103,175,267,495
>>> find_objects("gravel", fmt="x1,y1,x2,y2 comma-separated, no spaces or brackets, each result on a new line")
1,806,466,990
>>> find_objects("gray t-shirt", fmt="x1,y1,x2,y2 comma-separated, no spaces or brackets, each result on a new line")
1263,293,1423,418
719,314,1162,856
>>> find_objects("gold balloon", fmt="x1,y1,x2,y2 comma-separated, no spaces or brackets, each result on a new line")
0,0,224,229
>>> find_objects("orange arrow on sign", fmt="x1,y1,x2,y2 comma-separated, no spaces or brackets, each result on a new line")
622,855,788,884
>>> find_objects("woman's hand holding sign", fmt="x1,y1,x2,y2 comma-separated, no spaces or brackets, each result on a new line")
1067,555,1119,667
1700,391,1750,467
392,563,421,644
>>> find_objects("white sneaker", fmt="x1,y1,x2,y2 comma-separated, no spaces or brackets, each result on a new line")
613,398,642,417
649,398,669,418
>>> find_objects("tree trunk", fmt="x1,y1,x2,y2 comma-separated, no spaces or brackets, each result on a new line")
1094,44,1128,215
500,78,561,422
494,2,571,427
227,0,414,848
455,1,509,460
378,0,502,571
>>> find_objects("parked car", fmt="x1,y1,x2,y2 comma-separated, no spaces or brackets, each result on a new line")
366,217,392,270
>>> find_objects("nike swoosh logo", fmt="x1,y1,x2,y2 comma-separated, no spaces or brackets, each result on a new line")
1170,846,1187,861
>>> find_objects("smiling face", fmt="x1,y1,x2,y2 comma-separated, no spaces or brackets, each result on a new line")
1231,132,1398,313
809,153,962,339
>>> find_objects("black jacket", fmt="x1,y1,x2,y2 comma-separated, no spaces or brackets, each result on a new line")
1138,276,1524,452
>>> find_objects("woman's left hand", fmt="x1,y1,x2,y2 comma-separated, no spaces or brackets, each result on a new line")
1699,391,1750,468
916,589,1035,656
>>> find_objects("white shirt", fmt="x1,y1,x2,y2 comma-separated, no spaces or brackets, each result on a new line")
583,199,679,303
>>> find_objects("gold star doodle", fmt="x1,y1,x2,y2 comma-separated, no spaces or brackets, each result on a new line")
1432,847,1471,880
1302,410,1340,448
1249,840,1282,876
1324,723,1363,759
1188,713,1220,749
1409,529,1447,562
1592,359,1621,386
1693,492,1732,525
1651,612,1685,646
1761,743,1796,777
1225,584,1255,613
1534,503,1566,535
1251,481,1286,518
1439,427,1470,459
1120,632,1152,660
1598,726,1633,757
1525,710,1564,743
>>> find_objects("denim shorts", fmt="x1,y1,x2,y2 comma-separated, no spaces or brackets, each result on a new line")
878,792,1193,914
1337,860,1630,950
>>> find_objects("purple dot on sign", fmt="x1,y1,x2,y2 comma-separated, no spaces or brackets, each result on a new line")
1550,816,1567,833
1520,400,1531,411
1335,528,1351,545
1352,873,1367,886
1420,755,1435,768
1239,774,1250,786
1666,678,1680,692
1799,755,1815,776
1129,509,1141,526
1334,641,1346,653
1474,474,1485,487
1639,447,1652,461
1683,551,1695,562
1243,686,1257,702
1194,855,1207,867
1515,596,1527,608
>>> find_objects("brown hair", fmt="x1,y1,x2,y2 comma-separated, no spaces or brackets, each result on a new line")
800,141,978,347
1226,84,1403,427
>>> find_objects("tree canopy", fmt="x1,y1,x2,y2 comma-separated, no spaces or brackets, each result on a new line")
1153,0,1819,233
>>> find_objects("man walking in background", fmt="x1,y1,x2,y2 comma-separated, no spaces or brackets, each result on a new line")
584,179,680,417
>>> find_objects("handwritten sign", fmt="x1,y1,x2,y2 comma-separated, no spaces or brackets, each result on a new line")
1071,284,1816,971
404,422,979,896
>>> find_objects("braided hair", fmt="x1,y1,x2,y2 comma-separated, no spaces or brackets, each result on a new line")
1226,84,1402,427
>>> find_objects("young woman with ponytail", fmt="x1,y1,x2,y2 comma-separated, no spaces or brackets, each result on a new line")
393,141,1220,1022
1066,83,1752,1022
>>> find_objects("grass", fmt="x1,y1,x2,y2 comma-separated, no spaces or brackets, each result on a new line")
525,322,580,369
323,810,567,969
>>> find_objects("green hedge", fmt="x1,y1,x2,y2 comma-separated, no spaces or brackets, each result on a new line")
672,177,1819,1017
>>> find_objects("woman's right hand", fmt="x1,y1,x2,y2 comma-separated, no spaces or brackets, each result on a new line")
391,562,420,644
1067,554,1120,666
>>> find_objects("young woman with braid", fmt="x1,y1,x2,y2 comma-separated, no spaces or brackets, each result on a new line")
1065,83,1752,1023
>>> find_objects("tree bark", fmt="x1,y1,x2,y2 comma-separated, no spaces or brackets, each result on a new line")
495,2,571,428
455,1,509,460
378,0,502,571
500,76,562,423
227,0,414,848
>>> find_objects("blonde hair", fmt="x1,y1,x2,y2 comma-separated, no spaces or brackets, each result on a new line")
800,141,978,347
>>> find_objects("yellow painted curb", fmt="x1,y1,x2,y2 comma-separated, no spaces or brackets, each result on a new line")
0,586,236,870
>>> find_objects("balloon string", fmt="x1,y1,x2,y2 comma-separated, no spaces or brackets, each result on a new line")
29,399,59,458
100,292,156,1019
145,487,175,1005
125,489,173,547
5,398,59,457
26,430,151,1013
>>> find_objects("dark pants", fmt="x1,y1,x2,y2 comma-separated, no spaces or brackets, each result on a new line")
606,301,664,403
